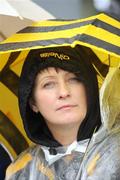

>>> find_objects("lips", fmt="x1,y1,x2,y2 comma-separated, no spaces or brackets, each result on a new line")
56,104,77,111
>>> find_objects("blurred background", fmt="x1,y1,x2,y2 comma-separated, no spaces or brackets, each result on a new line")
32,0,97,19
32,0,120,19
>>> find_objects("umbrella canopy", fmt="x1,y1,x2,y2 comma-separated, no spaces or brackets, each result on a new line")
0,13,120,85
0,13,120,157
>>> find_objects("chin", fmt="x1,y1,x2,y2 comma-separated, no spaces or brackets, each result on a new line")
57,116,82,125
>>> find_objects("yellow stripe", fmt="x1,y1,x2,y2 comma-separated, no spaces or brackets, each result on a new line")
1,26,88,43
2,25,120,47
0,82,27,139
38,163,54,180
10,50,29,76
98,14,120,29
0,53,10,71
6,153,32,178
31,14,98,27
97,75,103,89
85,25,120,46
87,153,100,176
72,41,120,59
93,49,120,66
0,82,32,145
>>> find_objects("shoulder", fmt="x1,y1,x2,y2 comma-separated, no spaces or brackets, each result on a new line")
93,130,120,155
104,131,120,153
5,145,44,179
96,131,120,162
85,132,120,179
83,133,120,180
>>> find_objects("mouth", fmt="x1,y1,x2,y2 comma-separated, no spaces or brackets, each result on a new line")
56,104,77,111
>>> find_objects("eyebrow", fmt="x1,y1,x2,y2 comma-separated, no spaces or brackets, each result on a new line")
38,75,56,83
37,71,75,82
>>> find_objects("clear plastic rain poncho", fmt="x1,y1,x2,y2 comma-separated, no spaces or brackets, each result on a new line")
6,65,120,180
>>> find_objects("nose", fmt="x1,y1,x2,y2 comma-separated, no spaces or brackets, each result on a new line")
58,81,70,99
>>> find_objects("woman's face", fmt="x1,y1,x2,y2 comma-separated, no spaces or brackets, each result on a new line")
31,67,87,128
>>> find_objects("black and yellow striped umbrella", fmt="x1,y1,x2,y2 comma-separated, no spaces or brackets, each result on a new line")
0,13,120,158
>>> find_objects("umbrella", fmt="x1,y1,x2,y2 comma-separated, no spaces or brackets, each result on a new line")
0,13,120,157
0,0,55,41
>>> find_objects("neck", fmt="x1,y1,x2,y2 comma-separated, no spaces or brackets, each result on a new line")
46,123,80,146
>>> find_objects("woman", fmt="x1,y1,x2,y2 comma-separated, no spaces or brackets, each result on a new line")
5,45,120,179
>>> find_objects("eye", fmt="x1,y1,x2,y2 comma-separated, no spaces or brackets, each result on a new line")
68,77,79,83
42,81,56,89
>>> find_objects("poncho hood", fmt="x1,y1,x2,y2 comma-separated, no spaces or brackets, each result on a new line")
100,66,120,132
18,45,101,147
90,66,120,145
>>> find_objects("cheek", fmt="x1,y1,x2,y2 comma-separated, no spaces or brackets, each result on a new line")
35,91,55,112
75,87,87,108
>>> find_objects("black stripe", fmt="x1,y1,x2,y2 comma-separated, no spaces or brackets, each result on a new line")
92,19,120,36
106,12,120,22
79,34,120,55
0,51,21,73
0,69,19,96
0,52,21,96
0,34,120,55
18,19,94,33
18,19,120,36
0,111,28,154
3,52,21,70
